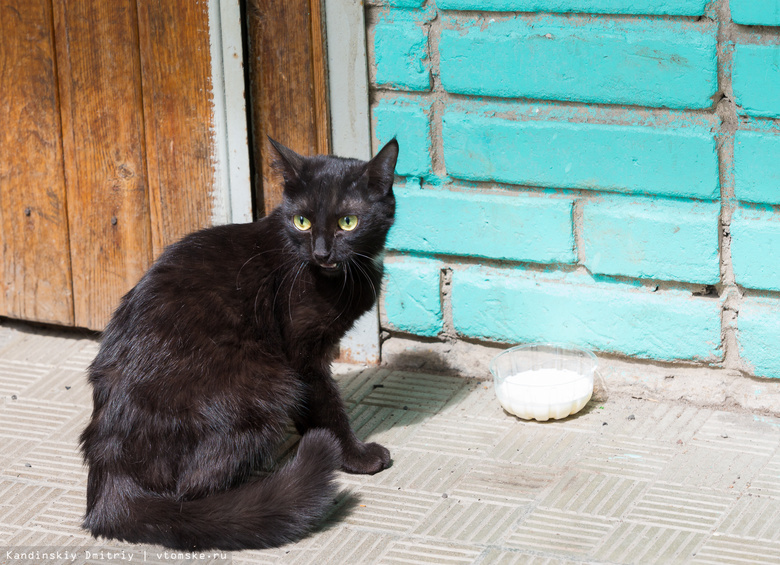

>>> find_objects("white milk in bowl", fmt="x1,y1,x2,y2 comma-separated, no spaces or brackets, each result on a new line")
490,344,597,422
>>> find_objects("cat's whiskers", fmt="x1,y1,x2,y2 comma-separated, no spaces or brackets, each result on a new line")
236,248,284,290
349,256,378,300
331,263,353,323
287,261,307,323
262,255,301,324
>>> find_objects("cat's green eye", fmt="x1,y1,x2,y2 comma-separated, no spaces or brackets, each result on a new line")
338,215,358,231
293,215,311,231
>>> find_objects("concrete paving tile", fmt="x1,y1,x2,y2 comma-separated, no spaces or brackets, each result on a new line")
413,497,524,544
490,424,592,468
607,401,714,443
593,522,706,564
718,495,780,541
540,469,648,518
657,444,768,490
59,341,99,373
405,416,513,459
0,523,19,545
0,399,81,443
691,535,780,565
286,527,394,565
0,482,67,529
476,550,586,565
749,452,780,498
578,436,677,481
692,411,780,457
438,378,507,420
505,508,617,556
449,460,552,505
625,483,736,532
0,332,89,367
341,485,440,533
377,539,482,564
336,367,392,405
27,489,86,537
346,402,424,449
20,367,92,409
0,439,39,472
0,439,86,489
358,370,470,413
0,360,50,398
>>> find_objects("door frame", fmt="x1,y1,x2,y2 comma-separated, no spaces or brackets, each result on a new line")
323,0,380,365
208,0,253,225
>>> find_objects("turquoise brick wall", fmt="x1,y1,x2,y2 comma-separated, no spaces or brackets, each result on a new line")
368,0,780,378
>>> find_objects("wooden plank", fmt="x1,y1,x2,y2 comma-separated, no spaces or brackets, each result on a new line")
137,0,215,257
54,0,152,330
246,0,330,214
310,0,331,156
0,0,74,325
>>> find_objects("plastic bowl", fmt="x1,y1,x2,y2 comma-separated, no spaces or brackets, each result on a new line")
490,343,597,421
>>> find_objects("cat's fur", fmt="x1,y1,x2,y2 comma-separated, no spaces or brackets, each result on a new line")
79,139,399,550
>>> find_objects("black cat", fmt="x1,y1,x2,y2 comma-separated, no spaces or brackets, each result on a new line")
79,138,399,550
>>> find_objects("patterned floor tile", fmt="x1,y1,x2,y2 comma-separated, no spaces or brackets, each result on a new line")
540,469,648,518
691,535,780,565
593,522,706,564
378,539,482,564
341,486,440,533
625,483,735,532
506,508,616,556
359,371,470,414
449,460,553,506
718,494,780,542
405,416,513,459
578,436,677,481
414,497,524,545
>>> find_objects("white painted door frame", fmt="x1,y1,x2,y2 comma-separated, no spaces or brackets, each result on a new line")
324,0,381,365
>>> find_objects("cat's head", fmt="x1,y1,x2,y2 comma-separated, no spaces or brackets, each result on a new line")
270,138,399,276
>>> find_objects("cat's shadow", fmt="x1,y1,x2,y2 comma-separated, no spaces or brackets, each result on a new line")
265,348,470,466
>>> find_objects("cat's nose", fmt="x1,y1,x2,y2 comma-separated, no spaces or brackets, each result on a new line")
313,236,330,262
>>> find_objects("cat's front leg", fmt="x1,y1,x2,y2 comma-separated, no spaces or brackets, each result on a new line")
293,375,391,475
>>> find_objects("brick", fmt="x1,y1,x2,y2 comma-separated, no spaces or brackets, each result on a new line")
731,0,780,26
383,0,426,6
373,12,431,91
387,187,575,264
382,255,443,337
733,44,780,119
734,131,780,205
438,0,707,14
451,266,721,361
731,206,780,292
442,110,719,199
374,97,433,178
439,15,717,109
739,296,780,379
582,196,720,284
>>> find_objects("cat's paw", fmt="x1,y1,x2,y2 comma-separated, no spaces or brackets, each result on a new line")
341,441,391,475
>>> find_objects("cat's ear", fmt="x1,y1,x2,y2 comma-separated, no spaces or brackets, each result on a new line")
366,139,399,197
267,137,305,186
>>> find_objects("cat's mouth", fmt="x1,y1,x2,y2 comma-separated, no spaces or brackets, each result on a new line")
317,262,341,273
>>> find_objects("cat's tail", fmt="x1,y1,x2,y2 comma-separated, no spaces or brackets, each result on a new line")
84,428,343,551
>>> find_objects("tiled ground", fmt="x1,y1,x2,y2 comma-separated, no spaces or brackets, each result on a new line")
1,321,780,564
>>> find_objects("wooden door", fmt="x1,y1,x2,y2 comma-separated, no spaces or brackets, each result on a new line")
245,0,330,214
0,0,217,330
